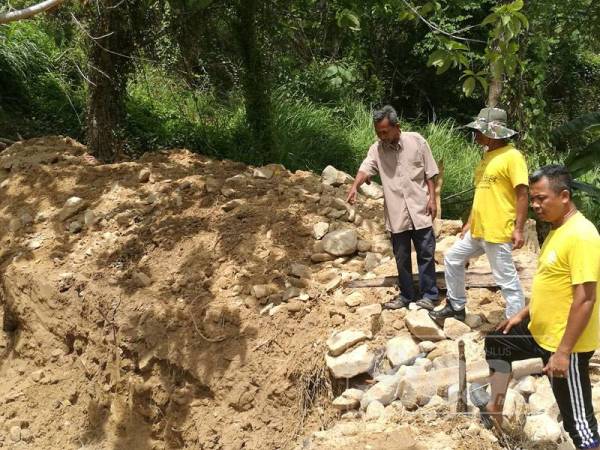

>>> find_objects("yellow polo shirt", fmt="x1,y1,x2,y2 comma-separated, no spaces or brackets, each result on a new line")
471,145,528,243
529,212,600,352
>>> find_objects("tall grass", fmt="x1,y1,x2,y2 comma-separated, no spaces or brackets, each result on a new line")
270,91,374,173
0,20,84,138
126,68,483,218
419,120,480,219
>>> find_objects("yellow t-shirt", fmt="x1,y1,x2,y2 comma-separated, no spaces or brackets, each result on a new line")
528,212,600,352
471,145,528,243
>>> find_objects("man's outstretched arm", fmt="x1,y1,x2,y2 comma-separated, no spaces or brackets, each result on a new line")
347,171,371,204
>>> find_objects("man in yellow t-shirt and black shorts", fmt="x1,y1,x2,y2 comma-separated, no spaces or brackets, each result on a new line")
427,108,529,321
473,165,600,449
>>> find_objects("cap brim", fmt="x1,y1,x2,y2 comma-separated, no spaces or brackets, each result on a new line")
463,120,481,130
462,122,518,139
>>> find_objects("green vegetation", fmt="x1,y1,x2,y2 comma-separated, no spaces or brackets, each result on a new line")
0,0,599,221
0,20,84,137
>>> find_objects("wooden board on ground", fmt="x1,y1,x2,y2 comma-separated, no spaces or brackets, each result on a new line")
346,268,534,290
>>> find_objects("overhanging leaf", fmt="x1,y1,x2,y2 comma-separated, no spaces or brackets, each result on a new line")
399,11,416,21
324,65,339,77
445,40,468,51
510,0,524,12
572,180,600,201
481,13,497,26
514,11,529,28
436,59,452,74
462,76,476,97
551,112,600,147
337,9,361,31
420,2,434,15
476,76,489,93
427,49,448,67
457,53,469,67
565,139,600,177
508,17,522,36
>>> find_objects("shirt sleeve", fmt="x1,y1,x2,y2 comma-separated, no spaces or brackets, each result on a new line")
419,136,439,179
569,235,600,285
509,151,529,188
358,145,379,177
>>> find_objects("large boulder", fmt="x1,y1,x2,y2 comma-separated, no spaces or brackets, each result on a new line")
312,222,330,240
514,375,536,397
386,335,420,367
512,358,543,378
443,318,471,340
344,291,364,307
332,388,364,411
524,414,562,443
322,229,358,256
364,252,382,272
57,196,87,221
253,166,274,179
359,181,384,199
435,235,458,264
325,344,375,379
398,368,435,409
326,329,371,357
289,263,312,280
361,374,403,408
432,354,457,371
322,165,353,186
370,240,392,254
365,400,386,421
502,388,527,423
434,219,463,239
405,309,446,341
528,389,560,420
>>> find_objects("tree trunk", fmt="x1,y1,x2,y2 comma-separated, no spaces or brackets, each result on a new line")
85,1,134,163
487,76,503,108
235,0,274,163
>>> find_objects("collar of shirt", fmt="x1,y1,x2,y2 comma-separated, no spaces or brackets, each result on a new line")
483,143,514,158
381,135,403,152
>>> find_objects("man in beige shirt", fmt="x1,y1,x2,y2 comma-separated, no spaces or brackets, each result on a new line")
347,105,440,309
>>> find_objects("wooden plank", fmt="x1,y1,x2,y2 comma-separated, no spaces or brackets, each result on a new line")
457,340,467,413
346,270,533,289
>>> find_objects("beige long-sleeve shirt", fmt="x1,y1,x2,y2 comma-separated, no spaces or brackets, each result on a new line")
358,131,439,234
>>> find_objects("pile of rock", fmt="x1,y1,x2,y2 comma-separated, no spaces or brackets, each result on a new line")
250,261,319,316
309,166,390,268
325,305,577,446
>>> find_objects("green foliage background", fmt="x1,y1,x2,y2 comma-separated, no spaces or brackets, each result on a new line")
0,0,598,221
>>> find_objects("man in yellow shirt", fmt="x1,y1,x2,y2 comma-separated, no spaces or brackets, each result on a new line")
473,165,600,449
428,108,529,321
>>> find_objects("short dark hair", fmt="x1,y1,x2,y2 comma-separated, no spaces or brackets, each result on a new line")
530,164,573,196
373,105,399,126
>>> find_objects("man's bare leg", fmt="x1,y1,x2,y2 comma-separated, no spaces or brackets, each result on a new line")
485,369,511,428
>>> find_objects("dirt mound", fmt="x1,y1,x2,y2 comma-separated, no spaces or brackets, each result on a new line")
0,136,396,449
0,136,543,450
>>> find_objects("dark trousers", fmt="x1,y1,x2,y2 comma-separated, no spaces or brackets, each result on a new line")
390,226,438,301
485,320,599,449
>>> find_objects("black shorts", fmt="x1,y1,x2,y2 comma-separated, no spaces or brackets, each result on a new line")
485,319,599,449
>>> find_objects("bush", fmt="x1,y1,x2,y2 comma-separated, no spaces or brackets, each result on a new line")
126,70,482,218
0,20,84,139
